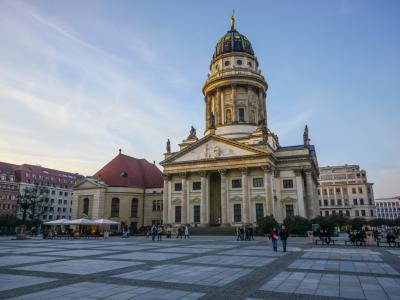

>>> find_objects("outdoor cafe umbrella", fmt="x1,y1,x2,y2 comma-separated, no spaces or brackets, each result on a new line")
93,219,119,225
66,218,96,225
44,218,70,225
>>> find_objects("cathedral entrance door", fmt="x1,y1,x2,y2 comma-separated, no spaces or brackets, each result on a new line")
209,172,221,225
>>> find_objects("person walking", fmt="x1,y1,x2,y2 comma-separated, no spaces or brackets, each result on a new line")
184,225,190,239
279,225,288,252
157,225,163,241
176,226,183,239
271,228,279,252
151,224,157,241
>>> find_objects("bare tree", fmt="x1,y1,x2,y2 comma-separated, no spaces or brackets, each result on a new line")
17,184,49,222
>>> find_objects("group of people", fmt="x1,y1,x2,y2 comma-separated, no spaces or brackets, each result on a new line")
348,229,367,246
145,224,190,241
318,229,332,245
236,226,254,241
270,225,289,252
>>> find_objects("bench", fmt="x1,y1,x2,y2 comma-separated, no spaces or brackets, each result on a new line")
377,239,400,247
315,239,336,246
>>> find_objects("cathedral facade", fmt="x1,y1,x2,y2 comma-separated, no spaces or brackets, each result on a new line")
160,16,320,226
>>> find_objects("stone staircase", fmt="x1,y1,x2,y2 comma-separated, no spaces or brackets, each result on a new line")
188,225,236,236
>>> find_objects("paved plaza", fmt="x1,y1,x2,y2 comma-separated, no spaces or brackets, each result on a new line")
0,236,399,299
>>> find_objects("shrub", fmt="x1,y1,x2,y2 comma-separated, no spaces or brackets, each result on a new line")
256,215,279,234
283,216,311,236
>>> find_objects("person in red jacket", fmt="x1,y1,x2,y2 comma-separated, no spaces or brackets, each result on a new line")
271,228,279,252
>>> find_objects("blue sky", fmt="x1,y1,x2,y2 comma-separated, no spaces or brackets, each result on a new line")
0,0,399,198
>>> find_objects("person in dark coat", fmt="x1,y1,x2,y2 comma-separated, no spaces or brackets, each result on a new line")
279,225,289,252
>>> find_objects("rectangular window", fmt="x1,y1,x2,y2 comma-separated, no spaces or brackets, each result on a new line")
152,200,157,211
358,187,363,193
131,198,138,217
337,199,342,206
346,210,350,216
234,204,241,222
283,179,294,189
339,210,343,216
330,199,335,206
336,188,341,194
157,200,162,211
370,210,374,217
231,179,242,189
253,177,264,188
353,198,358,205
174,183,182,191
361,210,366,216
238,108,245,122
324,211,329,216
355,210,359,217
255,203,264,221
317,190,321,195
194,205,200,223
285,205,294,217
175,206,181,223
318,200,322,206
192,181,201,191
324,200,328,206
352,188,356,194
323,189,327,195
360,198,364,205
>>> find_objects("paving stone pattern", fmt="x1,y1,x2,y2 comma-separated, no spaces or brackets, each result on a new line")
0,236,399,299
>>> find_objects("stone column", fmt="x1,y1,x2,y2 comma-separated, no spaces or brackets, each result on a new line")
71,192,80,219
232,84,237,122
216,89,221,125
186,174,191,223
219,169,228,224
162,174,169,224
221,90,225,124
259,89,266,125
295,170,306,218
205,173,210,224
262,165,273,216
305,171,316,218
241,168,249,223
181,173,187,224
168,179,173,223
200,171,207,224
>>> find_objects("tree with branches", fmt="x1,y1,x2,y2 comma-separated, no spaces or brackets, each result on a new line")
17,184,49,223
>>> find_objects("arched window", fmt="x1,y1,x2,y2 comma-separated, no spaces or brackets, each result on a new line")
83,198,89,215
111,198,120,217
225,109,232,123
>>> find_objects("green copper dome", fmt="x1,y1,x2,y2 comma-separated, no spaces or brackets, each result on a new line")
213,28,254,59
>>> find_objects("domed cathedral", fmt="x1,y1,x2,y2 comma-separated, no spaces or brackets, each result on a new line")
160,14,320,227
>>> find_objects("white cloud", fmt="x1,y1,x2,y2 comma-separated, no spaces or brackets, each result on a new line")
0,0,189,175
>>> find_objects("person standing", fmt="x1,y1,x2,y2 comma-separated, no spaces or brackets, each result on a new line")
184,225,190,239
151,224,157,241
279,225,288,252
271,228,279,252
157,225,163,241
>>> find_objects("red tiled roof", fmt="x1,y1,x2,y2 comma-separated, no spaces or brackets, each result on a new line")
93,154,163,189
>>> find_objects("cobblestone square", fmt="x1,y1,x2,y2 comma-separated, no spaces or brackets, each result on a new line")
0,237,399,299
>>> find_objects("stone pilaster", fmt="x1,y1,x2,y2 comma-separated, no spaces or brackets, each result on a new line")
71,192,79,219
162,174,169,224
181,173,187,224
200,171,207,224
295,170,306,218
232,84,236,122
305,171,316,218
262,165,273,216
219,169,228,224
168,179,173,223
241,168,249,223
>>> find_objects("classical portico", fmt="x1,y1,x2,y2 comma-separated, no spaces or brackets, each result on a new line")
160,15,319,226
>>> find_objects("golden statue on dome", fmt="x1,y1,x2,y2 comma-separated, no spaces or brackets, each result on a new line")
230,9,235,30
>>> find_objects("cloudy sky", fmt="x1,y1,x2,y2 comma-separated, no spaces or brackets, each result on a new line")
0,0,399,198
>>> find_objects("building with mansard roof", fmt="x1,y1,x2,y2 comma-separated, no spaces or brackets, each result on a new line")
160,16,320,226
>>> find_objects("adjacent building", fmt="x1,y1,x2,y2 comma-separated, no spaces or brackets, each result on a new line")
318,165,375,219
0,161,82,221
375,196,400,220
0,162,19,218
72,151,163,230
160,16,320,226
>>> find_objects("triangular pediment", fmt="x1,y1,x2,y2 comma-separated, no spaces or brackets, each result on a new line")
162,135,268,164
74,177,107,189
